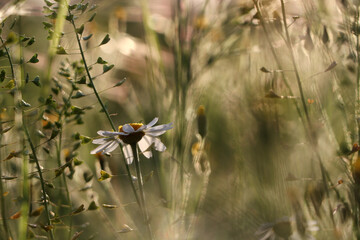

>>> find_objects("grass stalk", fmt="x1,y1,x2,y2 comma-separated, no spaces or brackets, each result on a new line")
0,134,11,240
131,143,154,240
23,121,54,240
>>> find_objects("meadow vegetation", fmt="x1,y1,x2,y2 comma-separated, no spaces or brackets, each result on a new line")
2,0,360,239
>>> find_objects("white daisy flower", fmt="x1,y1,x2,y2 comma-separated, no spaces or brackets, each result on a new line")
90,117,173,164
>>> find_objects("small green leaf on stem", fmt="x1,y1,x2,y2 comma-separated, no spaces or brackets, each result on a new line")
71,90,85,99
56,46,67,55
27,53,39,63
0,70,5,82
71,204,85,215
42,22,53,29
99,34,110,46
98,170,112,181
76,24,84,35
44,0,53,7
88,201,98,210
32,76,41,87
26,37,35,47
80,135,91,144
88,13,96,22
103,64,114,73
97,57,107,64
2,79,15,89
76,76,86,84
82,34,93,40
114,78,126,87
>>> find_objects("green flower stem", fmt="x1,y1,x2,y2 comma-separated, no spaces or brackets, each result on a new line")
68,10,141,209
24,121,54,240
131,144,154,240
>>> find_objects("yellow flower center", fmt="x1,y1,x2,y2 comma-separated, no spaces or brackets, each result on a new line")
118,123,145,144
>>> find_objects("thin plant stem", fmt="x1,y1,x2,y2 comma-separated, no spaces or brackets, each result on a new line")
23,121,54,240
67,10,141,209
279,0,311,130
0,35,14,240
252,0,307,132
356,7,360,145
131,143,154,240
279,0,337,227
0,134,11,240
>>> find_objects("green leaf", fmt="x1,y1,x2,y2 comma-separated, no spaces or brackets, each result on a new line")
103,64,114,73
66,14,74,21
0,70,5,83
32,76,41,87
114,78,126,87
98,170,112,181
96,57,107,64
76,76,86,84
2,79,15,89
25,73,29,83
71,91,85,99
56,46,67,55
9,20,16,30
82,34,93,41
50,129,59,140
73,132,81,140
20,36,30,42
88,201,98,210
88,13,96,22
71,106,85,115
80,135,91,144
20,100,31,107
76,24,84,35
71,204,85,215
73,158,83,166
44,0,54,7
27,54,39,63
83,171,93,182
26,37,35,47
42,22,53,29
46,11,57,19
99,34,110,46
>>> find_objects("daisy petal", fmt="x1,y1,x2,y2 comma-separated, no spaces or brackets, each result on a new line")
122,144,134,164
90,140,114,154
146,117,159,128
97,130,122,137
92,138,109,144
146,123,173,132
122,124,135,133
136,125,147,132
145,130,167,137
138,135,154,153
103,140,120,154
153,138,166,152
142,150,152,158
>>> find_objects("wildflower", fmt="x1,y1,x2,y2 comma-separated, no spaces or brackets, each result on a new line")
91,117,172,164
